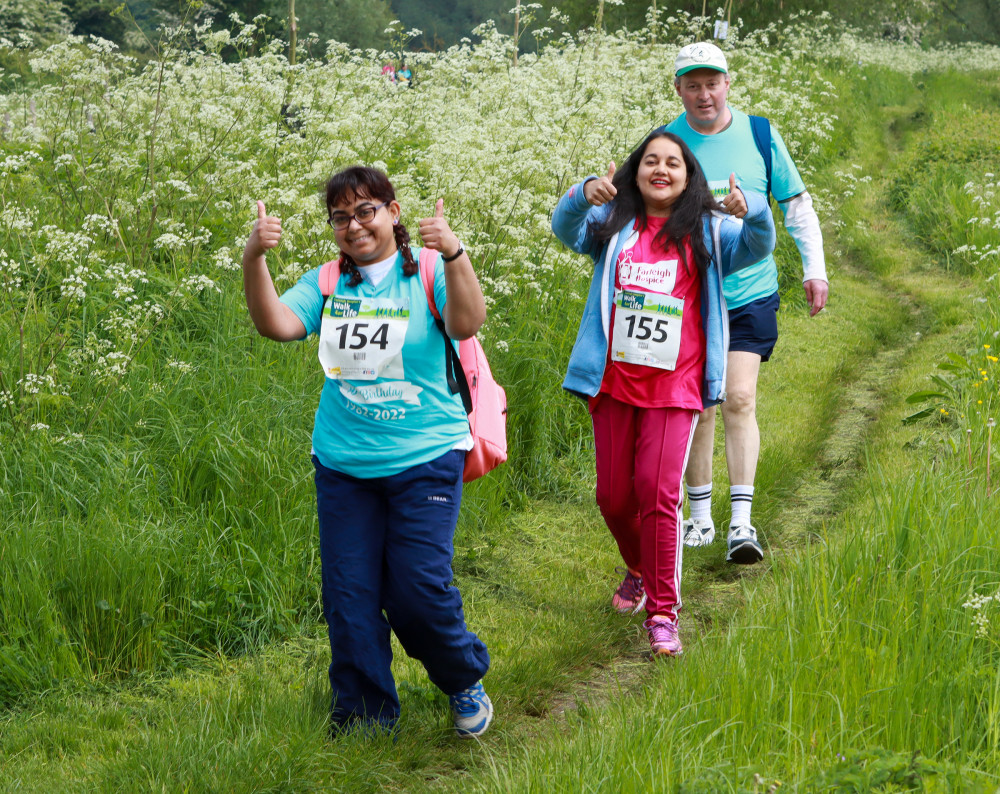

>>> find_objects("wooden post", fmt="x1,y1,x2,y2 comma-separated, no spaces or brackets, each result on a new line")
512,0,520,66
288,0,297,65
651,0,657,43
594,0,605,55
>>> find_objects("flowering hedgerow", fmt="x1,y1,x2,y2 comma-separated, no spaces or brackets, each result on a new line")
0,12,995,436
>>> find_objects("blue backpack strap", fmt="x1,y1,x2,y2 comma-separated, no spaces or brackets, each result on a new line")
748,114,772,200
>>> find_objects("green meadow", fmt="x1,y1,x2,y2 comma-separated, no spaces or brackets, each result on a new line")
2,13,1000,791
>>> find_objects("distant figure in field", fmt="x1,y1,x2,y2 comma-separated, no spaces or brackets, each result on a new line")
551,130,775,656
382,62,396,83
662,42,829,565
242,166,493,738
397,63,413,87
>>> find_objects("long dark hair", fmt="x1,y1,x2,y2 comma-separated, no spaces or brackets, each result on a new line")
325,166,417,287
589,130,718,274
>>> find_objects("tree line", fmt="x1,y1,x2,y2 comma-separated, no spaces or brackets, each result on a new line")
0,0,996,52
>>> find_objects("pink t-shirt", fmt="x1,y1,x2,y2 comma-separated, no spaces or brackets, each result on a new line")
596,217,705,410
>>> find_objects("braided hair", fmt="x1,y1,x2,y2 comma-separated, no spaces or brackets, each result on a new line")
325,167,418,287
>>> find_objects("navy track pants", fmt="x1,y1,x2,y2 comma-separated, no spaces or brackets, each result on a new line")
313,450,490,730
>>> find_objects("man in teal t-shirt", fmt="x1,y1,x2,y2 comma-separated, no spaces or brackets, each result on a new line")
664,42,829,565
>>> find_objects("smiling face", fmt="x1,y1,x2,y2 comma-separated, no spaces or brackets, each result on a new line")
635,136,689,217
675,68,731,134
330,191,401,265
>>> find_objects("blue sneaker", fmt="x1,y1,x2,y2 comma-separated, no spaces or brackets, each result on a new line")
449,681,493,738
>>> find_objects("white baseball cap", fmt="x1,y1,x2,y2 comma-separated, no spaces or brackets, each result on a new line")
674,42,728,77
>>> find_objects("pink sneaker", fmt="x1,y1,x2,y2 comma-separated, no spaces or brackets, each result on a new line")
644,616,682,656
611,567,646,614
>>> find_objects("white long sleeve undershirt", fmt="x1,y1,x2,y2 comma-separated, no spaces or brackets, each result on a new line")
779,190,827,284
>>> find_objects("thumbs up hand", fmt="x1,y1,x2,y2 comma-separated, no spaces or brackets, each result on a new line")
246,200,283,258
419,198,462,260
584,162,618,206
721,172,748,219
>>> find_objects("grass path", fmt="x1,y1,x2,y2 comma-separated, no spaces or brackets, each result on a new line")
2,77,988,792
426,80,985,790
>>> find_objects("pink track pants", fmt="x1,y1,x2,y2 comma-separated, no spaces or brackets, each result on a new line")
591,394,698,622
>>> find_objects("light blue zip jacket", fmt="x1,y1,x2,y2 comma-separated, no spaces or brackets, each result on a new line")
552,180,776,407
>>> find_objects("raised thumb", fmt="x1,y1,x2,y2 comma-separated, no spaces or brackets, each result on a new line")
607,162,616,180
729,172,737,193
257,200,266,220
435,198,445,218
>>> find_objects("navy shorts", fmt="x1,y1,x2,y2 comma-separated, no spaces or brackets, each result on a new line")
728,291,780,362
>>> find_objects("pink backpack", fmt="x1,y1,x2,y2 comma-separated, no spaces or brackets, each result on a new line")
318,249,507,482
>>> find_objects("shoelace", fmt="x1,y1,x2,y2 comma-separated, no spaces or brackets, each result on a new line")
614,566,643,600
451,687,482,713
647,619,678,643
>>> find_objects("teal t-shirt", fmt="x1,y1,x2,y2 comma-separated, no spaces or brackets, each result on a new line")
665,107,805,308
279,249,469,478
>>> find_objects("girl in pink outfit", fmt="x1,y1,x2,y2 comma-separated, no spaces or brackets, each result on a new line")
551,131,775,656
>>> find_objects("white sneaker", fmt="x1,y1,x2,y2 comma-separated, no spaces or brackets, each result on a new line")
726,523,764,564
682,518,716,547
449,681,493,738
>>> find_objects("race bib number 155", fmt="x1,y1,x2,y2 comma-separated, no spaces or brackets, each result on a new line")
611,289,684,371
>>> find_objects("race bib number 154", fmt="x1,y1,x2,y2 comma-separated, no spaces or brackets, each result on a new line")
318,295,409,381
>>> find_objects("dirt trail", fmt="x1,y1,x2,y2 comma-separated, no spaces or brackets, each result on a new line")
542,108,944,723
543,273,928,722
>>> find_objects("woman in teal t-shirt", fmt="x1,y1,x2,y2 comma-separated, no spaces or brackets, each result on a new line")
242,166,492,738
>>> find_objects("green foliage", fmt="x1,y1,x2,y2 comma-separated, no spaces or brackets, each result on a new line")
0,0,72,43
807,749,959,791
288,0,396,52
63,0,129,41
939,0,1000,45
25,0,1000,52
390,0,511,49
1,13,1000,790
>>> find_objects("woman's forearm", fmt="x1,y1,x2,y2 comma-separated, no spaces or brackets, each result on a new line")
242,252,306,341
442,252,486,340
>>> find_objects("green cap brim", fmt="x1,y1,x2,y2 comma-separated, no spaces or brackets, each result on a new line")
675,64,728,77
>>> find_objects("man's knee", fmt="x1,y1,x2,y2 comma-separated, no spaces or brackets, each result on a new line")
722,385,756,420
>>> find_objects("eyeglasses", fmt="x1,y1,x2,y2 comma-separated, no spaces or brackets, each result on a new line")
327,201,390,230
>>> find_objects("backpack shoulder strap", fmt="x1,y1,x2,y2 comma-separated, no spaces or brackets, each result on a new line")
417,246,472,413
748,114,772,200
318,258,343,296
418,247,440,319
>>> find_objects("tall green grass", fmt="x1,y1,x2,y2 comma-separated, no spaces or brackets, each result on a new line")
451,66,1000,791
468,469,1000,790
1,12,851,695
2,14,1000,792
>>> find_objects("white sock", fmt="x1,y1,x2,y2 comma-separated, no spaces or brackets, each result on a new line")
730,485,754,527
686,483,712,523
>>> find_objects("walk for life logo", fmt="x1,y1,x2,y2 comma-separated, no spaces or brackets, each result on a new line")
620,290,646,311
331,297,361,318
